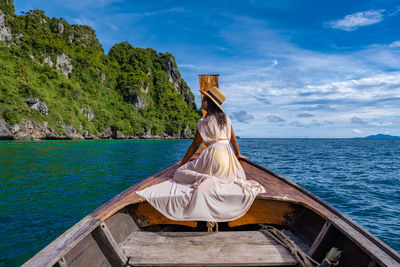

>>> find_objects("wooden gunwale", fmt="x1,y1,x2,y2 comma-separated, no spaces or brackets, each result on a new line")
241,158,400,265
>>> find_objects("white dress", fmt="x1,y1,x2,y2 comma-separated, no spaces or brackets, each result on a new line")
136,115,266,222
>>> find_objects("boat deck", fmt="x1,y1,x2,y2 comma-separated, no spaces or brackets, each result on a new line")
121,231,306,266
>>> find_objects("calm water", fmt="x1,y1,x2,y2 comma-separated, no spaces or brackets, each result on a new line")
0,139,399,265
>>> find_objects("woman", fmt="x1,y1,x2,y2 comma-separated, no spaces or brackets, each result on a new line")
137,87,265,226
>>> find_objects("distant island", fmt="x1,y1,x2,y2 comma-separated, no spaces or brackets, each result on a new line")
355,134,400,139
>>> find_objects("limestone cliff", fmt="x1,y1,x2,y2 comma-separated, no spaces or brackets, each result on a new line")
0,1,200,140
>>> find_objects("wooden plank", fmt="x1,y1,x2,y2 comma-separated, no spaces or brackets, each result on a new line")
199,74,219,118
122,231,297,266
125,244,296,266
308,221,331,256
134,202,197,228
282,230,310,253
330,217,400,267
122,231,280,246
64,233,111,267
22,215,100,267
91,223,128,266
228,199,295,227
105,210,139,245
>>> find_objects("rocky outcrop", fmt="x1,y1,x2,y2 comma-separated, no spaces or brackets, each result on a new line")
56,53,73,77
40,53,73,77
139,129,186,139
181,126,193,139
0,118,193,140
164,56,194,106
132,94,148,109
55,21,64,34
140,82,149,93
80,107,94,121
62,124,84,140
0,119,12,139
2,119,55,140
43,55,54,67
25,98,49,115
99,127,124,139
0,10,12,42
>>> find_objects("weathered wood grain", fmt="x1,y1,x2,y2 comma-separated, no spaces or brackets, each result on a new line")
64,232,111,267
330,217,400,267
122,231,280,246
91,223,128,266
104,209,139,245
22,215,100,267
308,221,331,256
122,231,297,266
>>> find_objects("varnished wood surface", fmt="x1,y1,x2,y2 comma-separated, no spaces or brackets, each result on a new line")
228,199,295,227
135,202,197,228
199,74,219,130
122,231,298,266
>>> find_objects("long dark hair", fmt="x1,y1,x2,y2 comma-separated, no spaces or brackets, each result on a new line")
203,95,227,129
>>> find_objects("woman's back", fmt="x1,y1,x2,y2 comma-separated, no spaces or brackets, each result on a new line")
198,115,231,145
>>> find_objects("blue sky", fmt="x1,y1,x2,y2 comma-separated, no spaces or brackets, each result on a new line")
14,0,400,137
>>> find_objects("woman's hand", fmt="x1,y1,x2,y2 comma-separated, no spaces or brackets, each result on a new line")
168,171,175,178
237,154,247,160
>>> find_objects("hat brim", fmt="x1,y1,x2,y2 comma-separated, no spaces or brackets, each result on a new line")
199,90,224,112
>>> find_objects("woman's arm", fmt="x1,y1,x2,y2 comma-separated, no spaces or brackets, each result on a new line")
178,128,203,167
230,125,246,159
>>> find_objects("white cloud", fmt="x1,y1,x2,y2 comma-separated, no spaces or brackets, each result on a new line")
58,0,123,11
267,115,285,123
297,112,313,118
290,121,304,127
72,17,95,27
369,120,393,126
231,110,254,123
353,129,363,134
389,41,400,48
143,7,184,17
329,10,385,31
351,116,366,125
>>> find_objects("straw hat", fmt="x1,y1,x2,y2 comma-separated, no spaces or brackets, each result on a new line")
199,86,226,111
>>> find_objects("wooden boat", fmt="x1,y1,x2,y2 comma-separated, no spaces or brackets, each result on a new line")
23,75,400,267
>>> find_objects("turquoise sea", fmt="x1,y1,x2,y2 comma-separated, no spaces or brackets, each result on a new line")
0,139,399,266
